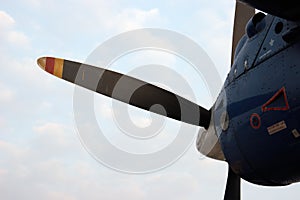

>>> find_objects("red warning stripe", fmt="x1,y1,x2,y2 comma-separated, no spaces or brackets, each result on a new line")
261,87,290,112
45,57,55,74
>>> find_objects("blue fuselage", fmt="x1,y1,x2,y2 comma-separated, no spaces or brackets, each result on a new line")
216,13,300,186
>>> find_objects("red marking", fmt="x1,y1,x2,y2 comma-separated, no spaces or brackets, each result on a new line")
250,113,261,129
45,57,55,74
261,87,290,112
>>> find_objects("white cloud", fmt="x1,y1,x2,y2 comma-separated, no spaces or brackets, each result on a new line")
0,136,149,200
0,116,6,128
145,172,200,199
0,11,30,49
112,8,162,31
94,96,115,119
32,122,80,156
0,11,14,28
6,30,29,46
0,140,27,158
0,82,15,103
192,6,234,76
24,0,41,8
81,1,163,32
33,122,68,143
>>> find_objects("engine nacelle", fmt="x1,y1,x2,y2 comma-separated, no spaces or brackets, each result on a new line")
218,13,300,186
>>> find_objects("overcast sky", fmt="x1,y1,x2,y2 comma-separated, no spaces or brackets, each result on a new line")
1,0,300,199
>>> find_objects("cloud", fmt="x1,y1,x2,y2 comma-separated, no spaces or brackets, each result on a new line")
31,1,164,44
0,11,14,28
192,4,234,75
0,116,6,129
0,133,149,200
0,82,15,103
80,1,163,32
31,122,81,157
33,122,67,141
0,11,30,49
144,172,200,200
110,8,162,31
0,140,27,158
94,96,115,119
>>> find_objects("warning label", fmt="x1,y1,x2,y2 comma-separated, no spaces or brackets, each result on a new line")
267,121,287,135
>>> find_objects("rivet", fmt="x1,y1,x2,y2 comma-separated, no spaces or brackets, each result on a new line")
244,60,248,69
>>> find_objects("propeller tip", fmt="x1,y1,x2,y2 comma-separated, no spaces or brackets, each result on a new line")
37,57,46,70
37,56,64,78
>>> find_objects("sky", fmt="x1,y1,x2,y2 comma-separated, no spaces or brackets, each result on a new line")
0,0,300,199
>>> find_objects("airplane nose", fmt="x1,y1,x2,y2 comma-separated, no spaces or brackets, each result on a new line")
37,57,64,78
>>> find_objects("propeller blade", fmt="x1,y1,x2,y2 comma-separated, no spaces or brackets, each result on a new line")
37,57,211,128
231,1,255,64
224,166,241,200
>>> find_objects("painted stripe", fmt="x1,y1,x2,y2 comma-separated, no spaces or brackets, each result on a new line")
45,57,55,74
53,58,64,78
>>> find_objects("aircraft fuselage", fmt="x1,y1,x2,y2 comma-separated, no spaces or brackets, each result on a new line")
215,13,300,186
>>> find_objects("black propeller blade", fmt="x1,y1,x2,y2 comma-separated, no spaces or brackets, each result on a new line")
37,57,211,128
224,166,241,200
37,3,256,199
